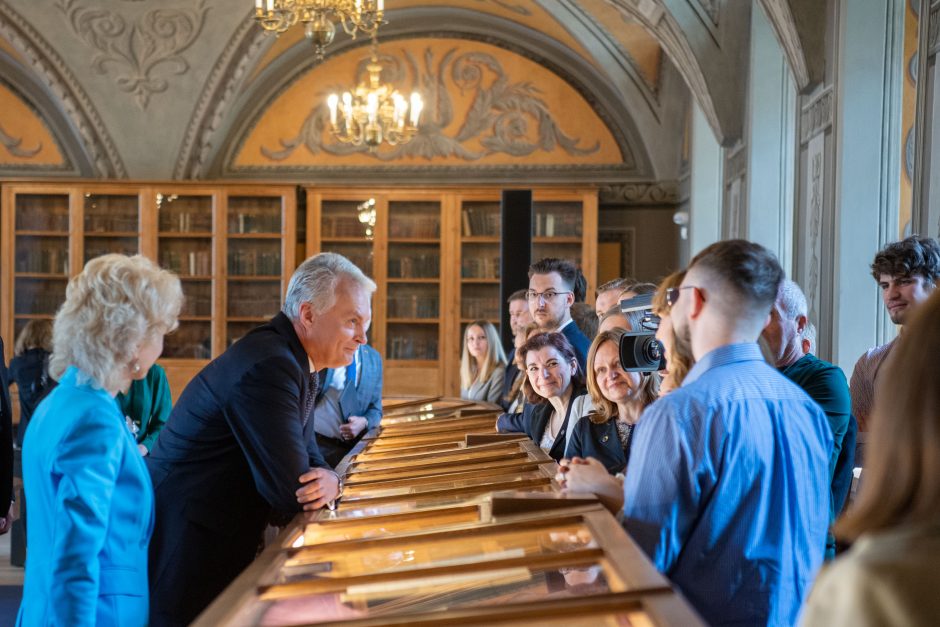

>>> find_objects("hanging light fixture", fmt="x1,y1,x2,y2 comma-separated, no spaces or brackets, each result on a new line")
253,0,384,60
325,74,423,149
325,34,423,150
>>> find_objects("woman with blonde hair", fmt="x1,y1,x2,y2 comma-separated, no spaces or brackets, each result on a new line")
460,320,507,404
801,290,940,626
18,254,182,626
651,269,693,394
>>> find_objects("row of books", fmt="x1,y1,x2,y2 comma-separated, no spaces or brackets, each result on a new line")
461,297,500,320
227,250,280,276
461,207,500,237
15,209,70,232
388,216,440,238
534,212,581,237
83,213,138,233
14,288,66,316
15,248,69,275
461,257,500,279
387,335,439,360
388,254,439,278
83,244,138,264
162,250,212,277
163,325,211,359
321,216,369,238
226,299,280,318
159,211,213,233
387,295,440,319
226,212,281,235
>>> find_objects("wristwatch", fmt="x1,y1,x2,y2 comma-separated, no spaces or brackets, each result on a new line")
326,474,344,511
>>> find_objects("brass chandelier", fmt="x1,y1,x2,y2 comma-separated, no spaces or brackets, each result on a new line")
253,0,384,59
325,35,423,150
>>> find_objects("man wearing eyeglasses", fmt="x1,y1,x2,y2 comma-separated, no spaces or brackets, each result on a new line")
618,240,831,626
527,258,591,372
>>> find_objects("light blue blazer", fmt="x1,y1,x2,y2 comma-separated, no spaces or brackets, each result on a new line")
18,366,154,626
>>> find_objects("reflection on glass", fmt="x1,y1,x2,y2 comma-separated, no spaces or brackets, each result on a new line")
259,563,611,626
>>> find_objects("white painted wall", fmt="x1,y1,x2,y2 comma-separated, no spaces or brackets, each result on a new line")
746,5,797,275
689,103,723,256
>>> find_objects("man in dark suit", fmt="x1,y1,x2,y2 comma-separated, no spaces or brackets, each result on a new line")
146,253,375,626
311,342,383,468
0,337,14,535
527,258,591,373
500,289,532,410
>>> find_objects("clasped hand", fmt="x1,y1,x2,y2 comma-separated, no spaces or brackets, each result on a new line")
295,467,340,511
556,457,625,514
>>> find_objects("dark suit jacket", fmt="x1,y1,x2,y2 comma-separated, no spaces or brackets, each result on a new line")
566,417,631,475
496,387,587,462
500,355,520,411
560,321,591,374
0,338,13,507
146,313,329,625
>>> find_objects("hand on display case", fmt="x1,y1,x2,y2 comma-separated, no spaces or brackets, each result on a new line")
557,457,624,514
296,467,341,511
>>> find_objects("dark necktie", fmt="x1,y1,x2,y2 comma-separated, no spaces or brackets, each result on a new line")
302,370,319,428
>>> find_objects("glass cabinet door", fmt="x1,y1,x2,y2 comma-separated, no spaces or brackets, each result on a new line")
386,201,441,362
460,200,501,327
319,198,376,276
156,192,214,359
82,192,140,262
12,193,70,339
225,195,284,347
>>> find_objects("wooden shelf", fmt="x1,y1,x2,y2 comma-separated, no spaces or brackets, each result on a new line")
387,277,440,283
14,272,68,279
226,232,281,239
461,236,500,243
533,236,581,243
225,275,282,282
13,313,54,319
320,236,371,243
83,231,141,237
177,275,214,281
226,316,272,323
14,230,69,237
388,237,441,244
461,278,500,284
158,231,214,238
387,318,440,324
178,316,212,322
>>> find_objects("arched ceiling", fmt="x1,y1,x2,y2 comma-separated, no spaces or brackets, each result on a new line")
0,0,761,182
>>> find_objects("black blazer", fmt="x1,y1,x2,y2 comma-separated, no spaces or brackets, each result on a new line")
0,338,13,507
146,312,328,625
496,387,587,462
561,322,591,374
565,417,632,475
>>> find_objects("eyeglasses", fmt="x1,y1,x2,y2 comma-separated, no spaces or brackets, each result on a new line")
525,290,572,303
665,286,699,308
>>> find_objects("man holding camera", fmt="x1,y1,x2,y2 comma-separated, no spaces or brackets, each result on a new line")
584,240,832,626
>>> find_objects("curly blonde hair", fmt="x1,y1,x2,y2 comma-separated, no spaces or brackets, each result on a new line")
50,254,182,393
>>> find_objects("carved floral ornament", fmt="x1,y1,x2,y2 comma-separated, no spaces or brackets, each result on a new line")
254,43,614,164
0,123,41,159
56,0,208,109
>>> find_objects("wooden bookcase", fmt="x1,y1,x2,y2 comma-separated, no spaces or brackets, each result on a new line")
1,182,296,403
2,182,595,403
305,187,598,398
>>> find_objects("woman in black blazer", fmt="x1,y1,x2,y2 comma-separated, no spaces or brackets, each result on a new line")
495,332,591,462
564,328,660,475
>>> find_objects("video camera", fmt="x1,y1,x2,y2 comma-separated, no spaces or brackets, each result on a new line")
618,293,667,372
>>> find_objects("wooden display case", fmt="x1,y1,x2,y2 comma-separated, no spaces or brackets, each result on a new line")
193,400,704,627
1,182,296,405
306,188,598,397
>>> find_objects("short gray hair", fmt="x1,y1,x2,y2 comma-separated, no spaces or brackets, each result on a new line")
283,252,376,320
777,279,808,321
50,254,182,393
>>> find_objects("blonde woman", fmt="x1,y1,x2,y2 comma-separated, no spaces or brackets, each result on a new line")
460,320,507,404
801,290,940,626
18,254,181,626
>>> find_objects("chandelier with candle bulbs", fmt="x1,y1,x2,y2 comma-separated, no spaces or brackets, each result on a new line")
253,0,384,59
326,35,423,150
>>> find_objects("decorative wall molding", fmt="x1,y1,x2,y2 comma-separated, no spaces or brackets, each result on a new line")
804,132,825,324
56,0,208,110
607,0,724,142
598,181,678,205
0,122,41,157
800,85,833,144
724,140,747,182
929,1,940,54
174,15,266,179
475,0,531,16
0,3,126,177
261,48,600,162
759,0,811,89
